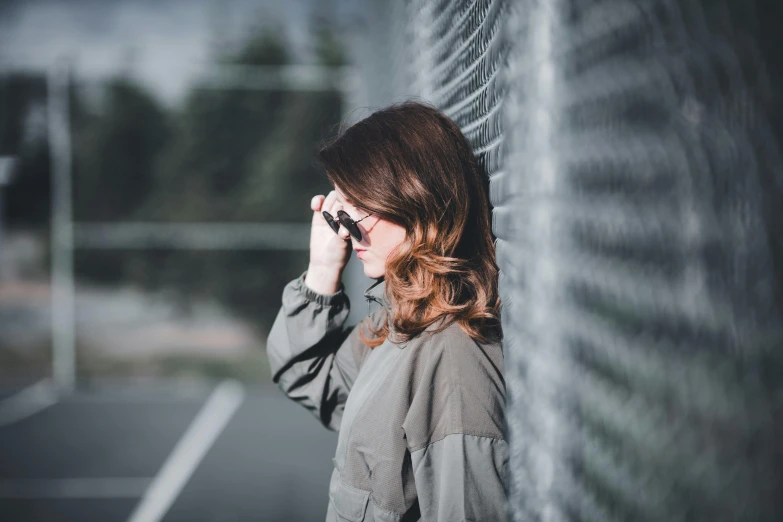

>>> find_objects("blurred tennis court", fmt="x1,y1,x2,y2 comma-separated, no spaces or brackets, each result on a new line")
0,380,337,522
0,3,361,520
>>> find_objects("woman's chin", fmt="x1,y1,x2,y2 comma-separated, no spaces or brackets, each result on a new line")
363,263,383,279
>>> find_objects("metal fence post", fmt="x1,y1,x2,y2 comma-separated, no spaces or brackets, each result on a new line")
48,58,76,393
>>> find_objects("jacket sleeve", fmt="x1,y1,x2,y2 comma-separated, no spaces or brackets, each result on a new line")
410,434,509,522
266,269,376,432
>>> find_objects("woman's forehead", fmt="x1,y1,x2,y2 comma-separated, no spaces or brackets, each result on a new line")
334,187,363,211
334,187,350,203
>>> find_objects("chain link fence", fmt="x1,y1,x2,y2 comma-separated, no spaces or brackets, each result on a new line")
355,0,783,520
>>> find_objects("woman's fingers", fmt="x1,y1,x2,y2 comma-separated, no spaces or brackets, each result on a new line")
323,190,353,241
323,190,339,215
311,194,325,212
311,191,342,230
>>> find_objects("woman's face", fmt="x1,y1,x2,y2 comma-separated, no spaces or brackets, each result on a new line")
334,187,406,279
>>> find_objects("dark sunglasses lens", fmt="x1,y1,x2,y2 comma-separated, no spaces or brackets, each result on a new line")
322,211,340,234
337,211,362,241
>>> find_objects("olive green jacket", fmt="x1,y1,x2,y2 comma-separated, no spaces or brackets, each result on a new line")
267,270,509,522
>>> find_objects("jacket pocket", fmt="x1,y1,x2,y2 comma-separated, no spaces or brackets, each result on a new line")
329,474,371,522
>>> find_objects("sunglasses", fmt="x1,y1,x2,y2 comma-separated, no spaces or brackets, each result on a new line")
322,209,373,242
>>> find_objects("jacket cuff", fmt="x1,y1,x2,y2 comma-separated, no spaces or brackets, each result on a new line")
294,270,347,306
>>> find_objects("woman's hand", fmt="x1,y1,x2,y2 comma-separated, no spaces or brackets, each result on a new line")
304,190,351,294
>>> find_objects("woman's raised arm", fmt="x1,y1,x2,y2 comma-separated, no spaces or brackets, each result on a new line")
266,270,377,431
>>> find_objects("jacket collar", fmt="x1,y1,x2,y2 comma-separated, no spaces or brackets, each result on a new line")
363,277,391,312
363,277,406,348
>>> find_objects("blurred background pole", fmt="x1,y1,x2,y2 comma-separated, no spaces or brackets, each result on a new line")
47,58,75,393
0,156,18,281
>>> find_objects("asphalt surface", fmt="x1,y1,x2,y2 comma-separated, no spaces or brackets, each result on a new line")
0,382,338,522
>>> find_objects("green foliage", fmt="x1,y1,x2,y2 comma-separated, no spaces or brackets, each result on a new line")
73,77,170,221
2,22,347,382
0,73,51,226
313,19,348,67
113,27,341,340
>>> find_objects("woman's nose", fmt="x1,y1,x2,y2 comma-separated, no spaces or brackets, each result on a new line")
337,225,351,240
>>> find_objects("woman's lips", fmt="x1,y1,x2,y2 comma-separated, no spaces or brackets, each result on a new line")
356,250,367,259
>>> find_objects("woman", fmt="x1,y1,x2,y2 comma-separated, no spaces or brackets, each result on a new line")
267,101,508,522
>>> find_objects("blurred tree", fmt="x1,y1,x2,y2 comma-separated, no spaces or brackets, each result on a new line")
0,73,51,228
313,14,348,68
3,21,350,358
69,76,169,284
138,29,292,222
237,20,346,221
72,77,169,222
117,23,346,335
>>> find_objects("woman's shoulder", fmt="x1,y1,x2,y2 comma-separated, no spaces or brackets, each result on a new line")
401,317,506,450
418,317,504,375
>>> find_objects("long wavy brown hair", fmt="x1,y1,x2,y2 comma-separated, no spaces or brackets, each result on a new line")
318,101,502,347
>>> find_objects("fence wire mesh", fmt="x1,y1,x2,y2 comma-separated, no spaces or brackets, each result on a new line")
357,0,783,520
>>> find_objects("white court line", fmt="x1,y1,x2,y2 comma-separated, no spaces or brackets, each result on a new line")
126,379,245,522
0,379,60,427
0,478,152,499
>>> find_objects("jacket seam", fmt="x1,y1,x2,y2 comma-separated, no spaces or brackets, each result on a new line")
407,430,506,453
337,473,371,496
401,331,505,450
369,496,402,521
446,339,460,434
